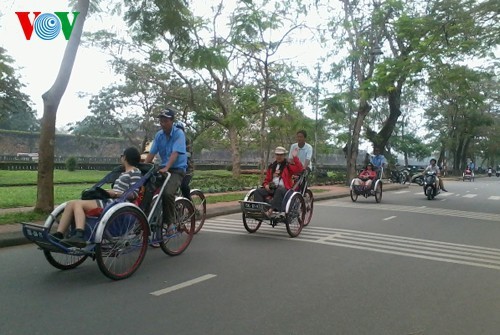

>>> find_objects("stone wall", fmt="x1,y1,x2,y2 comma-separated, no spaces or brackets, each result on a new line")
0,130,131,157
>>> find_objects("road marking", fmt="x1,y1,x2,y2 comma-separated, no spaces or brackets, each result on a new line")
463,194,477,198
489,196,500,200
415,192,455,197
150,274,217,296
202,218,500,270
393,191,410,194
319,201,500,222
384,216,397,221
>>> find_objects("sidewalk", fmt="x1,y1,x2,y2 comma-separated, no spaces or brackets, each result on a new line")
0,182,409,248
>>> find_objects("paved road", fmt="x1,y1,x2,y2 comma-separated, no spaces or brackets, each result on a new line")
1,178,500,335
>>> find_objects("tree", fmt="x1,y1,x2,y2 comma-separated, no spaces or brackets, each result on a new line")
36,0,90,213
229,0,309,178
0,47,39,131
426,65,497,173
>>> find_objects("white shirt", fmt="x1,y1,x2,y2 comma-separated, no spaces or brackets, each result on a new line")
289,142,313,169
272,163,285,187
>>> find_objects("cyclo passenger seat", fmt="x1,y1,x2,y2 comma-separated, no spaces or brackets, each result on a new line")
84,163,155,218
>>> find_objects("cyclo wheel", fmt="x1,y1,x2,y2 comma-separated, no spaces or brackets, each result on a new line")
350,189,358,202
285,193,305,238
374,182,383,203
303,188,314,226
44,204,88,270
242,190,262,233
95,206,149,280
161,198,195,256
349,180,358,202
190,189,207,234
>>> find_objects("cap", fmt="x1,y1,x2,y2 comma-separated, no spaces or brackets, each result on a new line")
274,146,288,155
157,108,175,119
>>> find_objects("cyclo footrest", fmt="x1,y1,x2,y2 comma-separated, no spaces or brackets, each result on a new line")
21,222,65,252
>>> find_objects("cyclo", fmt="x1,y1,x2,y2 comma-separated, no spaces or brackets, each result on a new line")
349,167,383,203
239,169,313,238
462,168,474,182
21,163,195,280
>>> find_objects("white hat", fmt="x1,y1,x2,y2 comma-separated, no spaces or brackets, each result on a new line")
274,146,288,154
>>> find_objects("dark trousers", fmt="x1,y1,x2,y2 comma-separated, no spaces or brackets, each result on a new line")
254,186,287,211
180,174,193,200
162,171,184,226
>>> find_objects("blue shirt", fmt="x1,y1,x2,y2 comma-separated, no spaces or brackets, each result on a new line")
150,127,187,171
370,154,386,169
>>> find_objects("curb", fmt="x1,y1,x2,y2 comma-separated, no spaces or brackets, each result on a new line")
0,184,408,249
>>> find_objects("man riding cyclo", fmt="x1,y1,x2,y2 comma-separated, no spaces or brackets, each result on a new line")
352,163,378,193
370,147,387,179
253,146,304,218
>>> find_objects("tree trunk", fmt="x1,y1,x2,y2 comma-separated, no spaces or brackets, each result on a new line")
453,138,464,175
346,101,371,185
366,88,402,152
228,125,241,178
35,0,89,213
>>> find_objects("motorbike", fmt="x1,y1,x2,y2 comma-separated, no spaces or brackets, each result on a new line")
390,168,410,184
411,172,424,186
423,170,440,200
497,170,500,177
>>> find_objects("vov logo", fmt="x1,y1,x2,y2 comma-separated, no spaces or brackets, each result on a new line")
15,12,80,41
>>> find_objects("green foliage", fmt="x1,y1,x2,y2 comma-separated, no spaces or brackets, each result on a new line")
0,47,39,131
425,65,497,170
65,157,78,171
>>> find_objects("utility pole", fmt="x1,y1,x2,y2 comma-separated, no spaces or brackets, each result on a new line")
314,62,320,168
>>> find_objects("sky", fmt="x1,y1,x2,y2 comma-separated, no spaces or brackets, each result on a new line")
0,1,126,128
0,0,329,130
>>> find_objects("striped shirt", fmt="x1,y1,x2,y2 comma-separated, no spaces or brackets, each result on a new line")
113,168,142,198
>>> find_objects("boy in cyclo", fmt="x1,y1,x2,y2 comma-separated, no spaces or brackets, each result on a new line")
352,163,377,192
254,146,304,217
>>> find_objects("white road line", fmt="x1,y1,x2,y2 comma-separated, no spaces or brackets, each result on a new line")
321,242,500,271
318,201,500,222
393,191,410,194
150,274,217,296
384,216,397,221
201,219,500,270
489,196,500,200
462,194,477,198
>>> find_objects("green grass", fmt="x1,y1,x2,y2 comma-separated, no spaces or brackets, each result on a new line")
0,211,47,225
0,169,332,225
0,184,95,208
0,170,106,186
0,169,260,187
0,185,332,225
